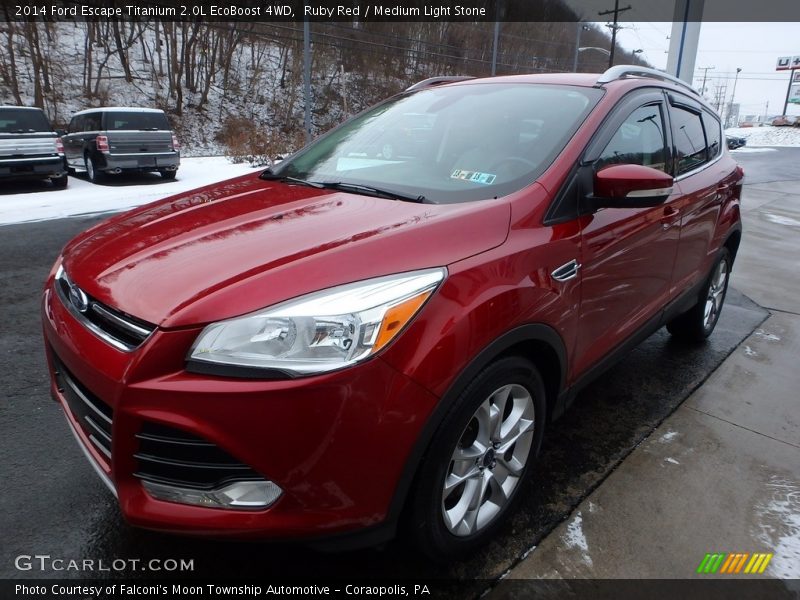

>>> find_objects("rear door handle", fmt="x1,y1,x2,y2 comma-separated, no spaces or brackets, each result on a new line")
551,260,581,282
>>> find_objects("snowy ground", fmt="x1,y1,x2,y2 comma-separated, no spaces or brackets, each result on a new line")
4,127,799,227
726,125,800,149
0,157,258,226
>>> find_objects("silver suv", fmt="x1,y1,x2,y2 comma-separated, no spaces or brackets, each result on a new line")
0,106,67,188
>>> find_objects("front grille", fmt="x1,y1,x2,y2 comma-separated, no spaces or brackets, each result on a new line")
52,355,113,463
55,266,155,352
134,423,263,490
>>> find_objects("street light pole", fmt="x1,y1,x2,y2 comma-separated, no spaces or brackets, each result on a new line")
573,23,588,72
727,67,741,128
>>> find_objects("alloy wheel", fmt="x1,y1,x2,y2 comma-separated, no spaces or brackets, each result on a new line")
704,257,729,330
441,383,535,537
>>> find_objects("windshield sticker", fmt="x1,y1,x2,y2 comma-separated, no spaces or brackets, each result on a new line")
451,169,497,185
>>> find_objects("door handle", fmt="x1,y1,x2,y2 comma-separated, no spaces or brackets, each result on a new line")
551,260,581,282
661,206,680,230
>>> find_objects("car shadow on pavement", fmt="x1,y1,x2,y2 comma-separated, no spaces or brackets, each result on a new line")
73,171,178,187
0,179,65,195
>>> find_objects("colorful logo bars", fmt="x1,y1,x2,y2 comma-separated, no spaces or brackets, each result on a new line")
696,552,773,574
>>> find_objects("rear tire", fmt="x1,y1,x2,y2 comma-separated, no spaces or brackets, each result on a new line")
407,356,546,561
160,170,177,180
85,154,104,183
50,173,68,189
667,248,731,342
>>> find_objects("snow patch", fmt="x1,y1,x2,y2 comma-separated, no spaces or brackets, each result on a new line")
730,147,778,154
725,126,800,148
564,511,593,567
754,475,800,579
762,213,800,228
755,330,781,342
664,457,680,465
659,430,679,443
743,345,758,357
0,157,257,226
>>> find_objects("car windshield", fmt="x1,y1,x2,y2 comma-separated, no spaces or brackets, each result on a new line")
0,108,52,133
273,83,602,203
102,111,171,131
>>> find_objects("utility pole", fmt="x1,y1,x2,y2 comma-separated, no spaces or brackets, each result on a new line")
698,66,714,97
491,0,503,76
598,0,631,69
727,68,741,127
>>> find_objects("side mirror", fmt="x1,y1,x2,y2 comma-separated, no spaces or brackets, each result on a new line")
591,164,674,208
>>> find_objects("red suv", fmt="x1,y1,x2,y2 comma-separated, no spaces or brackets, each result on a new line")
42,66,742,559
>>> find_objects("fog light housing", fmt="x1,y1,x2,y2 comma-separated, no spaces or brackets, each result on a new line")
142,479,282,510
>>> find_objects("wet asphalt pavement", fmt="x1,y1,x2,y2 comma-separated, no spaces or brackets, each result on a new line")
0,149,788,594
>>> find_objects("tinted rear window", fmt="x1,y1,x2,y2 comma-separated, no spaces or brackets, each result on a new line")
0,108,51,133
102,111,170,131
671,106,708,175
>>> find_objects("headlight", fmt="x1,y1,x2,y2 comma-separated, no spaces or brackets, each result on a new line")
188,268,446,377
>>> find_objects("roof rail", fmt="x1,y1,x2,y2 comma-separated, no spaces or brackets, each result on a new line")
405,76,474,93
597,65,699,97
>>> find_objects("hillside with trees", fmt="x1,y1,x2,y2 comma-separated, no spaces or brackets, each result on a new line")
0,9,648,158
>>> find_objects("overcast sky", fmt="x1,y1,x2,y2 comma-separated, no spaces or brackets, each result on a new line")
562,0,799,119
607,21,800,119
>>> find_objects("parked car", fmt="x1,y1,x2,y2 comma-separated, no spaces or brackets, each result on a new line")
726,135,746,150
771,115,799,127
61,107,180,183
0,105,67,188
43,66,743,559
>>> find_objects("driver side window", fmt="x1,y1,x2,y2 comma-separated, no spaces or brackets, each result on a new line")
596,104,668,173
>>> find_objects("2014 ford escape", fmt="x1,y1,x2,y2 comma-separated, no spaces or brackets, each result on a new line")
42,66,743,559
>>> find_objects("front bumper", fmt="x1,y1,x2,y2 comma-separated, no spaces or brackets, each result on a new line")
41,278,438,539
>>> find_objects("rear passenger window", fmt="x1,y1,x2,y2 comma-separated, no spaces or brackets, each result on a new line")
68,116,83,134
596,104,668,173
84,114,101,132
702,112,721,160
671,106,708,175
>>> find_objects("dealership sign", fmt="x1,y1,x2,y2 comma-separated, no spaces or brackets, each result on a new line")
776,56,800,71
790,85,800,104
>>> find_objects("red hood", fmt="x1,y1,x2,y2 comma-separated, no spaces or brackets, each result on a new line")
62,173,511,328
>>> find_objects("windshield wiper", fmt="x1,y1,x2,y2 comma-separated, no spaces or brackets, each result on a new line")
319,181,427,204
260,170,324,189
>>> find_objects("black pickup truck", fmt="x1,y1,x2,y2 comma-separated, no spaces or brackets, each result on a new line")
0,106,68,188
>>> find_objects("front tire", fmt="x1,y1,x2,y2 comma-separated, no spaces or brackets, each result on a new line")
667,248,731,342
408,356,546,561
